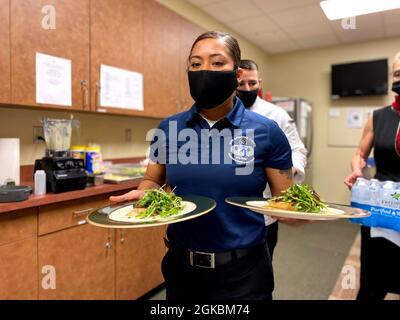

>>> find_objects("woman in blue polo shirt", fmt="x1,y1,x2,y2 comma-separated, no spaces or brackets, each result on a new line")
110,31,294,300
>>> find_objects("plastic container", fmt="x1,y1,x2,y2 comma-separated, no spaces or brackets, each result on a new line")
94,174,105,186
71,145,86,162
0,185,31,202
85,145,104,175
34,170,46,195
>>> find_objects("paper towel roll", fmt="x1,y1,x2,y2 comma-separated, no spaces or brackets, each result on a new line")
0,138,20,186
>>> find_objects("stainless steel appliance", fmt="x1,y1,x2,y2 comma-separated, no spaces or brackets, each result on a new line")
34,117,86,193
272,97,313,185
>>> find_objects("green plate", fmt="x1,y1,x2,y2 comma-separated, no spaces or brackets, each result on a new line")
87,195,216,229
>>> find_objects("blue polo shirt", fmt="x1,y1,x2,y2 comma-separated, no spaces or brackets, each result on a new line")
150,97,292,252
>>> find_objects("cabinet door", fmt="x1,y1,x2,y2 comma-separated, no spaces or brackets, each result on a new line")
0,237,38,300
11,0,90,110
116,226,166,300
91,0,145,116
179,18,206,112
0,0,10,104
143,0,181,118
38,224,115,300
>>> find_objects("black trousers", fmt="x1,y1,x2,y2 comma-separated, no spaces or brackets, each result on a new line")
266,221,279,260
161,242,274,300
357,226,400,300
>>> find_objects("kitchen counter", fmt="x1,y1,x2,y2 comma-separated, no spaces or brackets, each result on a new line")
0,178,142,214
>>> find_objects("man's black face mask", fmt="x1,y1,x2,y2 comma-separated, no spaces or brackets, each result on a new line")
236,89,259,108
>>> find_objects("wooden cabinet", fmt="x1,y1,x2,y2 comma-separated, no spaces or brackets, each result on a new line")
38,224,115,300
0,0,10,104
0,208,37,246
115,226,166,300
38,195,109,235
4,0,208,118
0,191,166,300
179,17,206,112
10,0,90,110
0,208,38,300
90,0,145,116
143,0,181,118
0,237,38,300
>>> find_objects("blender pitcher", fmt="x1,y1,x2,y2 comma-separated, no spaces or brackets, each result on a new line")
42,115,80,157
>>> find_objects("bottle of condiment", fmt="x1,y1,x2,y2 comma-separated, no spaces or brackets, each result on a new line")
34,170,46,195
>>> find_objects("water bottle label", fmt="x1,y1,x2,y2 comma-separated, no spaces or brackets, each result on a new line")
350,202,400,232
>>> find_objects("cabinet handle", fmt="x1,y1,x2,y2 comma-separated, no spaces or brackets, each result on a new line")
72,208,93,218
105,242,112,249
106,229,113,250
96,82,101,109
120,229,125,244
80,80,89,110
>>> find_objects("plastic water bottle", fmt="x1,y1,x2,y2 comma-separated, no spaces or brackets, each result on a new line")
380,181,399,210
351,177,369,207
368,179,382,206
362,157,376,180
34,170,46,195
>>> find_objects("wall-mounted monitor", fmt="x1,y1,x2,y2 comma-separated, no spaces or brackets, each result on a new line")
331,59,388,99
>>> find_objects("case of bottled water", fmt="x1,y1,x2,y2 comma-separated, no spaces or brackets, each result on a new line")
350,178,400,231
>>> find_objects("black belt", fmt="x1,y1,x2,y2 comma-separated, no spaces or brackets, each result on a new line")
164,237,264,269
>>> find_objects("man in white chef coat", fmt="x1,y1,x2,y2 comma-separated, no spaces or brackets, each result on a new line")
237,59,308,259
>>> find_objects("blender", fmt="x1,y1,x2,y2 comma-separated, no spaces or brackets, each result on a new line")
34,116,87,193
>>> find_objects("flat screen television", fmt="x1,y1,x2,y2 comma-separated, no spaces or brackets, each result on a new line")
331,59,388,99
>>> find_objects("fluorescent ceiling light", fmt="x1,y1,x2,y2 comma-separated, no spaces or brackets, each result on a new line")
320,0,400,20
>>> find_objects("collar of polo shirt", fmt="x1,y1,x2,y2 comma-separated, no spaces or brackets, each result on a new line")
185,96,244,128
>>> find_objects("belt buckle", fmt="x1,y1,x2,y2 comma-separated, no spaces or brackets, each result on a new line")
189,251,216,269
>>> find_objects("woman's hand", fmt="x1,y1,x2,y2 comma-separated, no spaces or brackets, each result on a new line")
109,163,167,203
344,169,363,189
109,189,145,203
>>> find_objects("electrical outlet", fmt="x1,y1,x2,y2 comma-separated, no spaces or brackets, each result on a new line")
125,128,132,142
33,126,45,144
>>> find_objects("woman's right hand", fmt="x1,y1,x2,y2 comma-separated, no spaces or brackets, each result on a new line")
344,169,363,189
109,189,145,203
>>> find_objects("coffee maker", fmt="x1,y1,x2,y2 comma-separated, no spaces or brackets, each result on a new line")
34,116,87,193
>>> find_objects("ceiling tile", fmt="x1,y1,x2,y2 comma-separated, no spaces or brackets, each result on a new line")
227,14,279,36
383,8,400,36
252,0,318,14
186,0,220,7
330,13,384,33
284,21,335,38
296,33,340,49
201,0,261,23
246,28,292,44
268,4,328,28
185,0,398,54
261,41,300,54
383,8,400,25
334,27,385,44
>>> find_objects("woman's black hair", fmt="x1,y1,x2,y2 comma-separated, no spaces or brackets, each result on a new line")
189,31,241,69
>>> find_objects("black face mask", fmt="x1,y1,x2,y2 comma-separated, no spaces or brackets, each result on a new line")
393,81,400,95
236,89,259,108
188,70,238,109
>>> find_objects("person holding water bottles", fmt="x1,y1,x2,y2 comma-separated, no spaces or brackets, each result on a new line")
345,52,400,300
